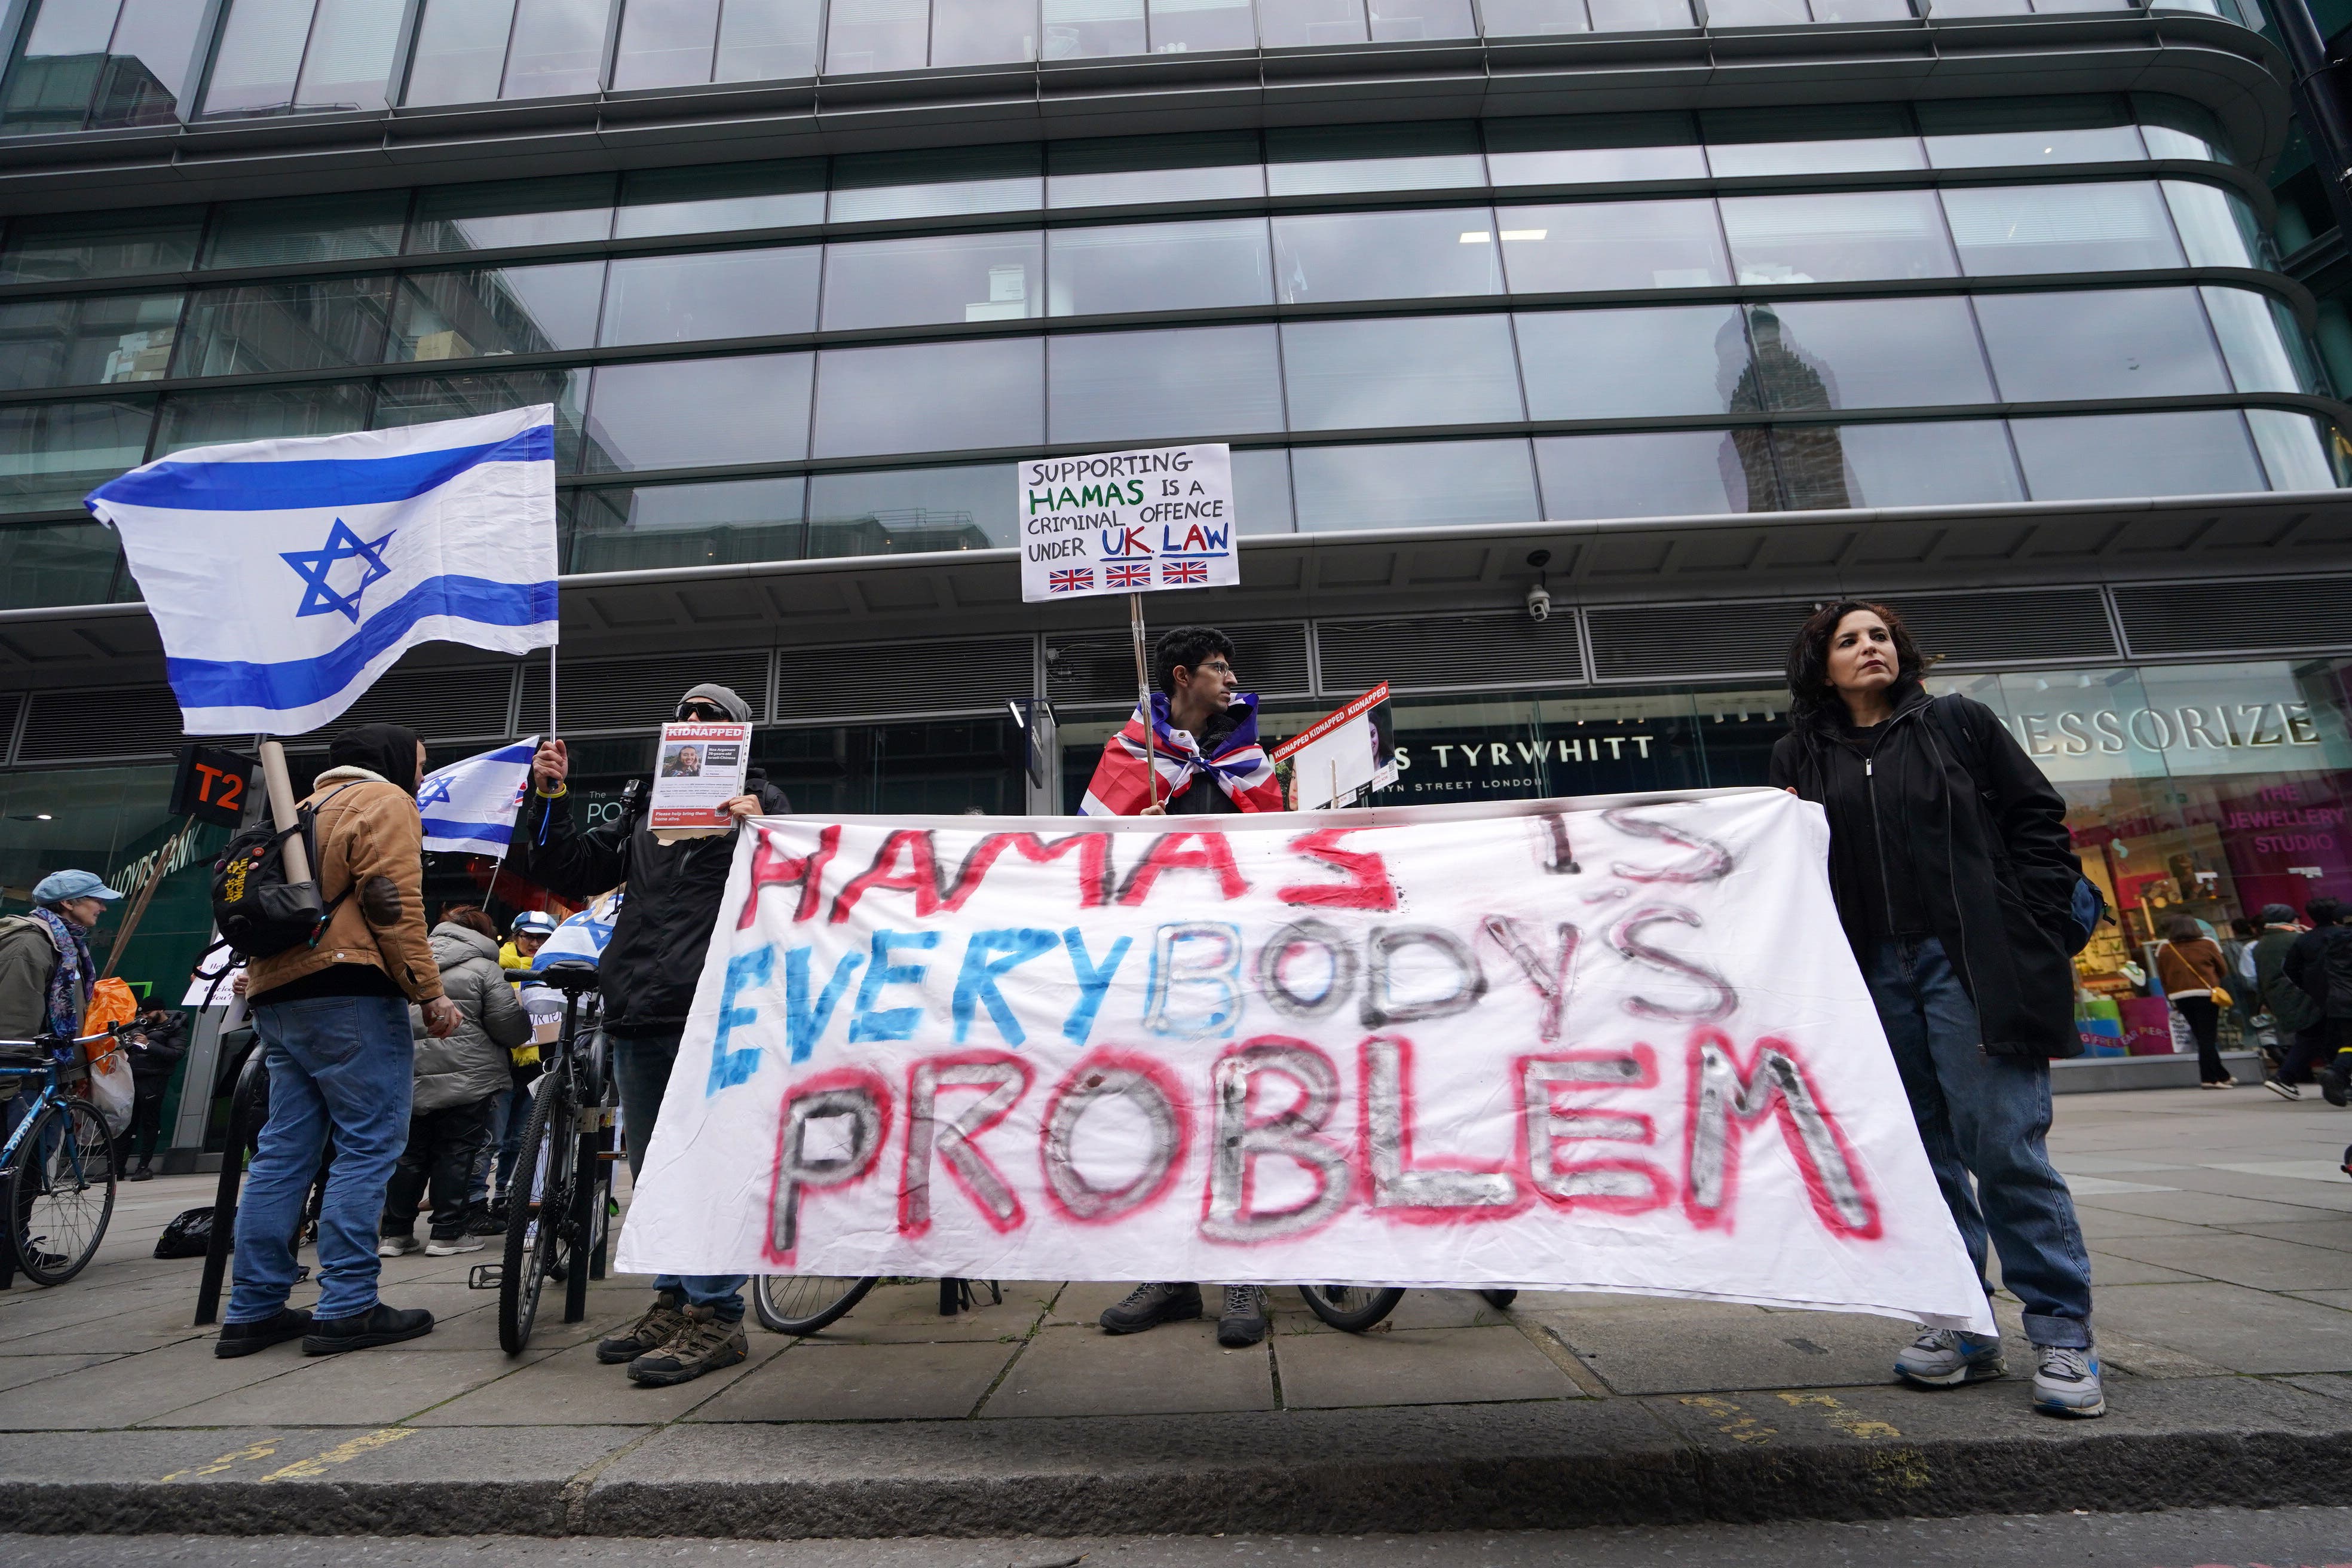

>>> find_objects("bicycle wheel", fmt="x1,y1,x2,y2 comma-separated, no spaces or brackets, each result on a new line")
1478,1289,1518,1309
1296,1284,1404,1333
752,1275,880,1336
499,1076,575,1353
7,1098,115,1285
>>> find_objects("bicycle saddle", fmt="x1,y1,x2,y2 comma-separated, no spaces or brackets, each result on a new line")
532,962,601,996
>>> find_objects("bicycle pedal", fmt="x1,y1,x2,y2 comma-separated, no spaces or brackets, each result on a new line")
467,1263,503,1290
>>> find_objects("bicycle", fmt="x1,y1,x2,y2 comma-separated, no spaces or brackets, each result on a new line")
496,963,614,1353
0,1025,123,1287
752,1275,1004,1336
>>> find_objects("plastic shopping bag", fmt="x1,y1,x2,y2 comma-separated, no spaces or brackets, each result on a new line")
84,1042,133,1136
84,976,139,1034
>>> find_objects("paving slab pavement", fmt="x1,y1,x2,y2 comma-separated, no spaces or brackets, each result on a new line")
10,1089,2352,1535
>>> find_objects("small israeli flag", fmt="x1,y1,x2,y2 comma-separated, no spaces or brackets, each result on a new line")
85,406,559,736
418,737,540,858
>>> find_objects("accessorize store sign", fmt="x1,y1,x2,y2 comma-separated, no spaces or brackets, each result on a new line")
1944,664,2348,784
1016,442,1236,602
616,790,1992,1333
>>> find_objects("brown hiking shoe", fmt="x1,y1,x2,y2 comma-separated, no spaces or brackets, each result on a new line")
597,1291,687,1365
627,1304,748,1388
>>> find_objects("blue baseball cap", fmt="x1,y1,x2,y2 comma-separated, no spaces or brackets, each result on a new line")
32,869,120,906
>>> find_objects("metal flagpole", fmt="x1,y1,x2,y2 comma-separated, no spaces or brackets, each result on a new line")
549,644,558,742
1128,592,1156,808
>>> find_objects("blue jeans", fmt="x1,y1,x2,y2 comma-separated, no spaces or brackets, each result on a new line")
228,994,414,1325
1866,937,2094,1350
610,1028,744,1322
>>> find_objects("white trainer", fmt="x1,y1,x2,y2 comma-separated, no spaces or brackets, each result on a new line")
2032,1344,2106,1418
1894,1326,2005,1387
424,1234,486,1257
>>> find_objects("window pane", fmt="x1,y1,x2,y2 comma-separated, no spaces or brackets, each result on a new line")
1275,209,1501,303
1232,446,1293,534
0,208,201,283
1702,105,1925,177
820,231,1045,330
1496,199,1728,292
0,522,121,607
2009,410,2265,501
829,145,1042,223
1536,430,1754,519
2163,180,2268,269
1701,0,1805,21
1919,95,2143,170
1720,190,1956,284
601,247,819,345
826,0,929,74
1047,131,1264,207
1369,0,1476,39
806,462,1016,555
87,0,207,128
933,0,1037,65
1042,0,1146,61
1973,287,2225,402
2244,409,2339,492
201,0,316,117
813,338,1043,458
203,191,408,268
154,381,372,457
2136,93,2232,163
584,352,813,471
0,396,152,513
295,0,406,111
568,477,809,572
1291,439,1538,530
1048,323,1283,444
173,277,394,375
1479,0,1592,31
1284,315,1524,430
375,367,589,470
0,0,118,134
1147,0,1254,51
613,0,718,88
1260,0,1367,46
0,290,181,388
1515,305,1744,419
1762,425,1840,510
1941,182,2182,275
407,174,615,253
1266,122,1484,196
1823,421,2025,507
715,0,822,79
1742,296,1991,412
1048,217,1271,315
1590,0,1695,27
504,0,612,97
389,262,604,360
1484,114,1707,186
614,160,826,237
405,0,519,106
2202,286,2323,396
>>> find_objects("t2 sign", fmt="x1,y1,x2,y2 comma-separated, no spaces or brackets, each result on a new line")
170,744,256,828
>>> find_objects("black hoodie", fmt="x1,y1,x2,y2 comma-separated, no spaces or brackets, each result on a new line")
328,723,422,797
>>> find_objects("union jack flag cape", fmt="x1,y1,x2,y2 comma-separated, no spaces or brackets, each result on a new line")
1079,692,1285,816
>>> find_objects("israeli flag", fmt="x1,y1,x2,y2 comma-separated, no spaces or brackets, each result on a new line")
85,406,559,736
418,737,540,858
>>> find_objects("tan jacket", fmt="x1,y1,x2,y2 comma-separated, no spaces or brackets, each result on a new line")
246,766,444,1004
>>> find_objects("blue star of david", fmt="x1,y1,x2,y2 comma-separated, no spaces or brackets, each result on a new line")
280,518,395,624
415,773,455,810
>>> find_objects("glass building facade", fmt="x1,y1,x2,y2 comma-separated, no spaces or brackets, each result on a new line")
0,0,2341,1153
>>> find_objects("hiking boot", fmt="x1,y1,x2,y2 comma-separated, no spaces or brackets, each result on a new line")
1100,1281,1202,1334
2323,1062,2351,1108
2265,1076,2302,1101
627,1304,748,1388
1217,1285,1267,1348
424,1233,485,1257
1894,1327,2005,1388
466,1211,506,1237
215,1307,311,1359
303,1302,434,1355
377,1233,421,1257
2032,1344,2106,1418
598,1291,687,1365
129,1163,153,1181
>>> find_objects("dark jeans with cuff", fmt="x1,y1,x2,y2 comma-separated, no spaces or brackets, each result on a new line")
382,1096,498,1241
610,1027,746,1322
2172,994,2225,1083
1866,936,2095,1350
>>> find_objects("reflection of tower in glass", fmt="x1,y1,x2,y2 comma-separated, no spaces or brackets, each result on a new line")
1729,306,1850,513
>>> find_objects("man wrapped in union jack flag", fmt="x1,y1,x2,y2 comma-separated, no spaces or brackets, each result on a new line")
1079,626,1285,1349
1079,625,1284,819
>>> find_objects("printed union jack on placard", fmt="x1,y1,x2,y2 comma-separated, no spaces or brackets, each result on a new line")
1160,560,1208,586
1048,567,1095,593
1105,561,1152,589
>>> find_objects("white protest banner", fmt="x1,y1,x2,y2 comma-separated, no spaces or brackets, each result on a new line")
615,789,1993,1334
1018,443,1236,603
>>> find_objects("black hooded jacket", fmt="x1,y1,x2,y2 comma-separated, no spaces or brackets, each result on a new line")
1769,687,2085,1058
509,688,790,1036
328,723,422,795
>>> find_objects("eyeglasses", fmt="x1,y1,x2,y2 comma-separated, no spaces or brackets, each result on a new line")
676,702,728,721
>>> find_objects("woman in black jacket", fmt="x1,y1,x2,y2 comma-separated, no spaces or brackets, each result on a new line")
1769,600,2103,1420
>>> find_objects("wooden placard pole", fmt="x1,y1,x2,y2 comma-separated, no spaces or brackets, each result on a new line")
1128,592,1156,808
100,819,195,981
257,739,309,885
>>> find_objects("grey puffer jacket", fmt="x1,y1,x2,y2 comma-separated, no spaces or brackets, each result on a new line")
410,923,531,1113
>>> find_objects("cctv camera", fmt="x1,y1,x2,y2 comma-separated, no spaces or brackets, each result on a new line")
1525,583,1552,623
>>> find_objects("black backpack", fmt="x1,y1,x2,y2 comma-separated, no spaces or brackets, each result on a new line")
208,784,358,961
